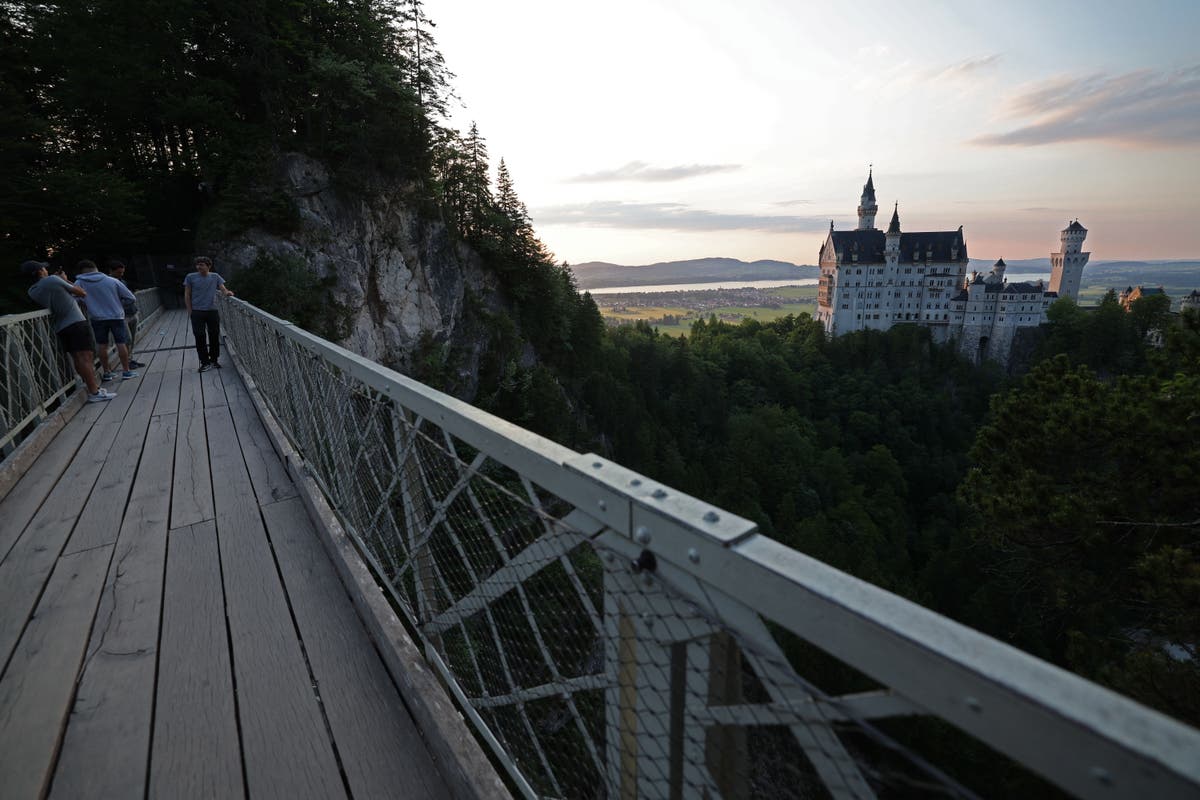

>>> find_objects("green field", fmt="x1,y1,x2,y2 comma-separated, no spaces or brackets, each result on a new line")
602,305,690,322
598,286,820,337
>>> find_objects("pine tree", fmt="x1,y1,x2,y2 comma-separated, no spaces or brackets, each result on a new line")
462,122,492,236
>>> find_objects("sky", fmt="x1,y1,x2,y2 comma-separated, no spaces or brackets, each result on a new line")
425,0,1200,265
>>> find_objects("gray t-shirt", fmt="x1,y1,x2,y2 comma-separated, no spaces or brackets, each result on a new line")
184,271,226,311
28,276,87,333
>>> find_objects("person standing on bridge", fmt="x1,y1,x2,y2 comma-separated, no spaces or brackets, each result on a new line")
184,255,235,373
106,259,144,368
21,260,115,403
74,259,139,381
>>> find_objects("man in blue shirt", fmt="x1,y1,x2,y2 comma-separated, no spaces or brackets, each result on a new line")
74,259,139,381
22,260,116,403
184,255,235,372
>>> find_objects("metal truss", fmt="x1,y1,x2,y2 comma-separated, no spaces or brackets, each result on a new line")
221,298,1200,800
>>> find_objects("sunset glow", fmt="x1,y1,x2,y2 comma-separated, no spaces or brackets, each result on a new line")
428,0,1200,265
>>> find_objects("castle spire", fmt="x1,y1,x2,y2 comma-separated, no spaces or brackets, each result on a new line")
857,166,879,230
887,202,900,235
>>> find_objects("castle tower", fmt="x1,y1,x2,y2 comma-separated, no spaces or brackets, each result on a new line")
1050,220,1089,300
857,168,878,230
885,202,901,256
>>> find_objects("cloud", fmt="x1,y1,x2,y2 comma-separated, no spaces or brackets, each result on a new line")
926,54,1002,82
771,199,812,207
973,64,1200,147
857,44,891,60
853,52,1000,93
566,161,742,183
531,200,831,233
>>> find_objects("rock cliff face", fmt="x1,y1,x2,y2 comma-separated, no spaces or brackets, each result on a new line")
210,153,499,394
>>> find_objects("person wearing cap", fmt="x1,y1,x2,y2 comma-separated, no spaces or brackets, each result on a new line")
21,260,116,403
183,255,234,373
106,259,144,368
74,259,138,381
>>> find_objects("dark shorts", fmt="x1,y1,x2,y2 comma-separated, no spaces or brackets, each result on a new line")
57,320,96,355
91,317,128,345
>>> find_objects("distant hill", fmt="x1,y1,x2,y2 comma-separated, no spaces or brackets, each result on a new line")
569,257,1200,293
570,258,819,289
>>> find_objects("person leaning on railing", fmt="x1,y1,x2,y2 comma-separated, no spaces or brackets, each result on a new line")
74,259,139,382
20,260,116,403
106,259,144,369
183,255,235,373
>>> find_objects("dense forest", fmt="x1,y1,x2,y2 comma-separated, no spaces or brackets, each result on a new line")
3,0,1196,772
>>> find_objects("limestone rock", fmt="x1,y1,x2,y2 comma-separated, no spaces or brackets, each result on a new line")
208,153,500,396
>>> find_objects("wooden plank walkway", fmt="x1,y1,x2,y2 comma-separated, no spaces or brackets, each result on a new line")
0,310,453,799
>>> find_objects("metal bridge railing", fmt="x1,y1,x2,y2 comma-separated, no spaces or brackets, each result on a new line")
223,297,1200,800
0,288,163,457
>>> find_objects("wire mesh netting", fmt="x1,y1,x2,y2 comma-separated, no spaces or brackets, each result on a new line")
221,300,1113,800
1,312,78,453
0,289,163,456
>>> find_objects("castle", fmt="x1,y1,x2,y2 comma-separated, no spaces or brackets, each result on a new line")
815,170,1089,364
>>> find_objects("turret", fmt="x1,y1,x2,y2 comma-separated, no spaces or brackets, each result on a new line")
992,258,1006,282
857,168,878,230
885,202,901,256
1049,219,1090,300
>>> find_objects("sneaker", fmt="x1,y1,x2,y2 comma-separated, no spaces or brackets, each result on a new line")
100,372,116,382
212,361,222,369
87,389,117,403
121,370,139,379
199,363,212,373
129,359,145,368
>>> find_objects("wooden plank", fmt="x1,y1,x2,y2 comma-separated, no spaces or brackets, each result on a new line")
171,407,213,529
219,370,298,506
205,405,346,799
0,390,83,506
180,317,200,372
51,414,176,799
178,356,203,413
0,418,123,673
63,371,164,555
263,497,453,798
0,402,106,563
0,545,114,799
201,367,226,408
137,313,177,375
147,311,186,374
149,521,244,800
153,360,182,417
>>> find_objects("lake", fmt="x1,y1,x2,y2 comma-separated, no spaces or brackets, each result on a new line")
586,272,1052,295
587,279,819,295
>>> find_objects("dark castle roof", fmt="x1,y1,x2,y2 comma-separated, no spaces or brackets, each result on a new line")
863,170,876,201
973,279,1045,294
887,203,900,234
1064,219,1087,233
830,227,966,264
1000,281,1045,294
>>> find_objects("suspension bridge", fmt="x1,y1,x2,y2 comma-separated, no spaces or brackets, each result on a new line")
1,292,1197,799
